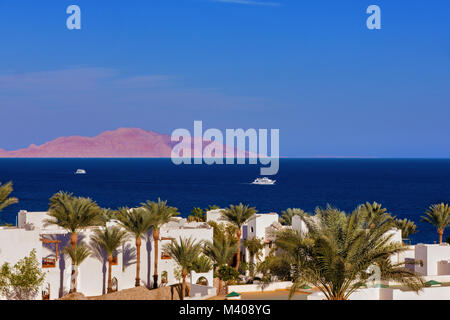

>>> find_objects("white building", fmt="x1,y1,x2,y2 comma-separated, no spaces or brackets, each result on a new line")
0,210,214,300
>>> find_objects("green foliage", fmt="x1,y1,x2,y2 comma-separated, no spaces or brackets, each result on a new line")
191,255,213,273
0,181,19,212
63,245,92,266
44,191,103,233
421,203,450,241
243,237,264,277
207,221,238,244
257,255,292,281
203,235,238,268
115,207,153,240
395,218,418,240
141,198,180,229
216,265,240,283
279,208,306,226
0,249,45,300
0,223,13,227
92,226,129,257
162,237,203,274
188,207,206,222
221,203,257,230
357,202,393,229
275,204,424,300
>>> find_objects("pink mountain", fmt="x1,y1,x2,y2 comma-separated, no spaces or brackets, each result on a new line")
0,128,255,158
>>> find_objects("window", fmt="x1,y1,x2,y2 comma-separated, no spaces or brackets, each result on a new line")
42,257,56,268
161,252,171,260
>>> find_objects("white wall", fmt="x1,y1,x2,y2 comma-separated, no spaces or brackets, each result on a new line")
0,211,214,300
392,286,450,300
228,281,292,293
415,244,450,276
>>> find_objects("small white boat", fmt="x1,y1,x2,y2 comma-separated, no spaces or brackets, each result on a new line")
252,177,276,185
75,169,86,174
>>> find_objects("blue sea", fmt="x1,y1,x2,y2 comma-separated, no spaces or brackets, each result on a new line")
1,158,450,244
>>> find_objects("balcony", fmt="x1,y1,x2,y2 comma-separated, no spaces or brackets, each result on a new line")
42,257,56,268
161,252,172,260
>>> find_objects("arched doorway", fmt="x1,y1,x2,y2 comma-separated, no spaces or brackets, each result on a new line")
196,276,208,286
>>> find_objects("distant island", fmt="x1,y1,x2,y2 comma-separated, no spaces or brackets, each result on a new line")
0,128,252,158
0,128,176,158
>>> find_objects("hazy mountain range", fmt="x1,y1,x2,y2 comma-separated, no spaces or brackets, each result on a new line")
0,128,251,158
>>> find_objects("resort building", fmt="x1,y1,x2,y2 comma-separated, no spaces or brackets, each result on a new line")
0,210,214,300
207,209,286,266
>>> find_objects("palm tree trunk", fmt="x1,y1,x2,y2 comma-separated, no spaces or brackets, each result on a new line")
181,270,187,300
69,265,78,293
153,228,160,289
439,228,444,244
70,232,78,249
135,237,141,287
235,229,242,271
218,279,223,296
107,255,113,293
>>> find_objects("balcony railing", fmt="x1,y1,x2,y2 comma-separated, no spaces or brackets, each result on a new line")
42,257,56,268
161,253,172,260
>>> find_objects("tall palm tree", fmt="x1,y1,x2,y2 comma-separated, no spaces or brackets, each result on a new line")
275,206,424,300
204,228,239,295
115,207,153,286
204,237,238,268
279,208,306,226
44,191,102,249
141,198,180,288
421,203,450,244
92,226,129,293
221,203,257,271
0,181,19,212
62,245,91,293
394,218,418,243
243,237,264,277
162,237,203,300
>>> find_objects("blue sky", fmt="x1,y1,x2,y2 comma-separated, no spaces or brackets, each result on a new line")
0,0,449,157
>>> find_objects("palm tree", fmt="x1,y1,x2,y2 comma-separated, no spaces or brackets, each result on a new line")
279,208,306,226
421,203,450,244
204,237,238,268
187,207,205,222
115,207,153,286
162,237,203,300
221,203,257,271
243,238,264,277
275,206,424,300
63,245,91,293
204,231,239,295
44,192,102,249
0,181,18,212
191,255,214,273
91,226,129,293
358,202,393,229
394,218,418,243
141,198,180,288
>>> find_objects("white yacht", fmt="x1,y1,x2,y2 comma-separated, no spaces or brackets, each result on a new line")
252,177,276,185
75,169,86,174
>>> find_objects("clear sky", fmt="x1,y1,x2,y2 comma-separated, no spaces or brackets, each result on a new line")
0,0,449,157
